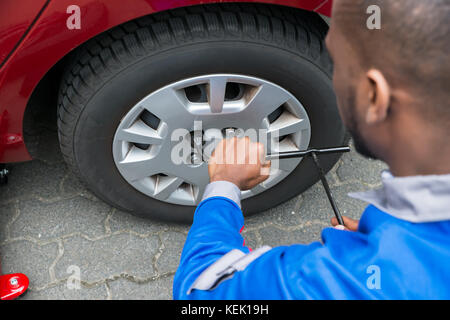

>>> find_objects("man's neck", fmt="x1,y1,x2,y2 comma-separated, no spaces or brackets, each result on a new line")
385,124,450,177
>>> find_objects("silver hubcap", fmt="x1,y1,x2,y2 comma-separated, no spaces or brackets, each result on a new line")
112,74,311,206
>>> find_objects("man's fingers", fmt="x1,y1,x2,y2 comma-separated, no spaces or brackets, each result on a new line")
208,137,272,190
257,142,266,164
330,217,338,226
210,137,236,164
331,216,359,231
343,216,359,230
211,138,268,165
243,174,270,191
260,160,271,176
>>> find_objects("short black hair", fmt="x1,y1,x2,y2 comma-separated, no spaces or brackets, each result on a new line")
333,0,450,120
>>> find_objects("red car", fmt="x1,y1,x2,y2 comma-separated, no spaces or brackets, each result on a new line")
0,0,345,222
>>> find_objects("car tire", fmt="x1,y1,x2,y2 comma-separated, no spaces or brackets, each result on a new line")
57,3,346,223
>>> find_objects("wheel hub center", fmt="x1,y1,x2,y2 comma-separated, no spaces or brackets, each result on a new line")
112,74,311,206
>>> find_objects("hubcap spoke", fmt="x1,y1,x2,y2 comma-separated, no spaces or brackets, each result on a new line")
172,164,209,188
268,115,309,138
153,176,184,200
207,76,227,113
142,87,194,124
117,157,159,181
193,182,208,204
170,165,209,204
116,119,163,145
243,83,292,122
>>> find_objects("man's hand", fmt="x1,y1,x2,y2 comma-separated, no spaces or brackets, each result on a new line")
208,137,271,190
330,216,359,231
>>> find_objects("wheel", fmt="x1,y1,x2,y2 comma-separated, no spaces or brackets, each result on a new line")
58,3,346,223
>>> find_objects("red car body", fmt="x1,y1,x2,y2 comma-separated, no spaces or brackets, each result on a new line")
0,0,332,163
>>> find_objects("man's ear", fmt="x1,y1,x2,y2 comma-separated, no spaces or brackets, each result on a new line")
365,69,391,124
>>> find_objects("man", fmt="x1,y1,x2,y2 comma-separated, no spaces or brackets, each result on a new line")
173,0,450,299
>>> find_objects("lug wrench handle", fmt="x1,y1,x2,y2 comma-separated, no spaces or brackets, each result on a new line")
311,152,345,226
266,146,350,226
266,146,350,160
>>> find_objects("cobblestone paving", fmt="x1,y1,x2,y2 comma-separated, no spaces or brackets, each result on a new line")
0,102,387,300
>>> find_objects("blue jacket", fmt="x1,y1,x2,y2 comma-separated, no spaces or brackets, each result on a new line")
173,196,450,299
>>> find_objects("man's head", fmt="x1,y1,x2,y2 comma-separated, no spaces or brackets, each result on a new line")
326,0,450,174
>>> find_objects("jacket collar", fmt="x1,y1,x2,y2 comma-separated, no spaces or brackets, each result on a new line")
348,171,450,223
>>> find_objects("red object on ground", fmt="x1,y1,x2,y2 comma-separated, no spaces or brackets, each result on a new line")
0,273,29,300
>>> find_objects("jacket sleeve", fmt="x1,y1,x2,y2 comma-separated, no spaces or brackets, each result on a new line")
172,196,325,299
173,197,379,299
173,196,249,299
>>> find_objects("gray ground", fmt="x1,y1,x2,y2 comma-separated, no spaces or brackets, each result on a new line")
0,100,386,300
